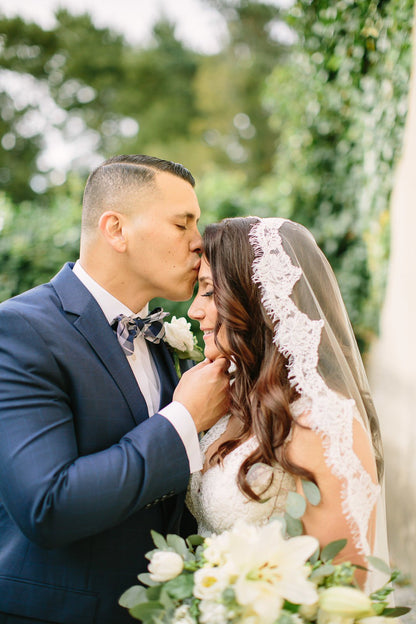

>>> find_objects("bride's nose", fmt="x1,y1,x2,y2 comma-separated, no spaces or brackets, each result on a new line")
188,298,204,320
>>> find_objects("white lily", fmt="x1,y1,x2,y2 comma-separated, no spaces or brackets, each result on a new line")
224,520,319,624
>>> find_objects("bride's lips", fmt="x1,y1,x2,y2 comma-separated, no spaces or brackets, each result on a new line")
202,329,214,341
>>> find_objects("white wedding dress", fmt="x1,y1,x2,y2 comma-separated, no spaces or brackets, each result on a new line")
186,401,390,595
186,400,308,537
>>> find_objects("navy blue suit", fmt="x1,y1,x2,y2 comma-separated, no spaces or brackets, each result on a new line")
0,263,192,624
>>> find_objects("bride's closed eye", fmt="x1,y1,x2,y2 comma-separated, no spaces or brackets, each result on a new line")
201,290,214,298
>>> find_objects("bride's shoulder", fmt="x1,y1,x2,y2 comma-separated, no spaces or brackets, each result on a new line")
287,395,376,482
287,397,325,474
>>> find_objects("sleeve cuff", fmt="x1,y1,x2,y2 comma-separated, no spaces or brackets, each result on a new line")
159,402,202,473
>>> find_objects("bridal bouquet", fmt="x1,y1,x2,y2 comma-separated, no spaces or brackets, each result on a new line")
119,519,408,624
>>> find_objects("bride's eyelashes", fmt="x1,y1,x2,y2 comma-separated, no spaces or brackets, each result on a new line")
201,290,214,298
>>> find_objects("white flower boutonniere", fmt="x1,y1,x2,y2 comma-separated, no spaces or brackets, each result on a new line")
163,316,204,377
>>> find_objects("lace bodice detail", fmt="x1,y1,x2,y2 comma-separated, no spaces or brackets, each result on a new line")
186,414,297,537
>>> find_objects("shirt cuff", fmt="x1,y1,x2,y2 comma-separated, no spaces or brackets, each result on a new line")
159,401,203,473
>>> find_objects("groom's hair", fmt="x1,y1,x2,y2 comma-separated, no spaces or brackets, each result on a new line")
81,154,195,232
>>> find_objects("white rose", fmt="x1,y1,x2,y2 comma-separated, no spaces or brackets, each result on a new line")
199,600,229,624
148,551,184,582
193,566,230,600
172,605,196,624
164,317,195,352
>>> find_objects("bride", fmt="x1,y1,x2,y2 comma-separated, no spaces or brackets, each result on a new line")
185,217,390,593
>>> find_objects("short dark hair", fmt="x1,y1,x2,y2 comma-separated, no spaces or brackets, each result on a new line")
82,154,195,231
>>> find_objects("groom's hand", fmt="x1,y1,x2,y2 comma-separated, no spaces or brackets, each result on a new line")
173,357,230,433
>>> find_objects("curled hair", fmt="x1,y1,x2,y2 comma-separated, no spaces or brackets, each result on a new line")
203,218,315,501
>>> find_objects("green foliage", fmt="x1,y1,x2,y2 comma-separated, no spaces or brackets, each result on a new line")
195,1,287,181
320,540,348,563
0,11,200,203
263,0,413,350
0,183,81,301
119,523,410,623
301,479,321,506
284,481,321,538
285,491,307,519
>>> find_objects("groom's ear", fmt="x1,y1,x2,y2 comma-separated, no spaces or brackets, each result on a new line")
98,211,127,253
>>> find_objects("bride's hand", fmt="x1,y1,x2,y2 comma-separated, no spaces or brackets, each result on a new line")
173,357,230,433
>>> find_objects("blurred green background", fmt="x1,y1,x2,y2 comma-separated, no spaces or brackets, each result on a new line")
0,0,413,353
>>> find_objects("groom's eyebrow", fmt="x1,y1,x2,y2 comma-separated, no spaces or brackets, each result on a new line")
173,211,199,223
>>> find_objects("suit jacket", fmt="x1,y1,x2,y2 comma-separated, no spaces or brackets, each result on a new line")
0,263,192,624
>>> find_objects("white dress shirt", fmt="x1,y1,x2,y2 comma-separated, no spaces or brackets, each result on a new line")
72,261,202,472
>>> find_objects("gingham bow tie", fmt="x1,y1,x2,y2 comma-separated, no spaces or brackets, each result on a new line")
111,308,169,356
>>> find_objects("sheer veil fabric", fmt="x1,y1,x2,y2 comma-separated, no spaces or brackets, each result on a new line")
249,218,390,592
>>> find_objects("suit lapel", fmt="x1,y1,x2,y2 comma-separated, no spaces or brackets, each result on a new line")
147,340,179,410
51,263,150,425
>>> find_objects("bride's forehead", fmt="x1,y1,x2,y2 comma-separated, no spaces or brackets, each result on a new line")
198,257,212,279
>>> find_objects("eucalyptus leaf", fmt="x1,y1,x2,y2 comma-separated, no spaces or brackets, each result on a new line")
310,564,335,579
159,586,175,610
118,585,148,608
165,573,194,600
144,548,159,561
284,512,303,536
321,539,347,562
285,492,306,519
138,573,159,587
383,607,411,617
151,530,168,550
166,534,190,558
186,534,204,547
367,556,391,576
309,546,320,565
146,585,162,601
129,601,164,622
301,480,321,505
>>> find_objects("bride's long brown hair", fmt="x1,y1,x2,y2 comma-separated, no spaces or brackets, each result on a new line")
203,217,315,501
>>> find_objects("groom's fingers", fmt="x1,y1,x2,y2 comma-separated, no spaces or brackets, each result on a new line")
173,356,230,432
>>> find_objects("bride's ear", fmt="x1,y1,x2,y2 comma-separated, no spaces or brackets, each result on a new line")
98,211,127,253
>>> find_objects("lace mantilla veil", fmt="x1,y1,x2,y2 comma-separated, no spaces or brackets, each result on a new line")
248,218,390,592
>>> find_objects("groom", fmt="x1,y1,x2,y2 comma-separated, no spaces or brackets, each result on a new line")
0,155,229,624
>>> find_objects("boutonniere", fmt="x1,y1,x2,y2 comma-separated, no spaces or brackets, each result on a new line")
163,316,204,377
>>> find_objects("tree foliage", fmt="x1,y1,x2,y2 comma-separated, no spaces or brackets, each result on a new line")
260,0,413,349
0,0,413,351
